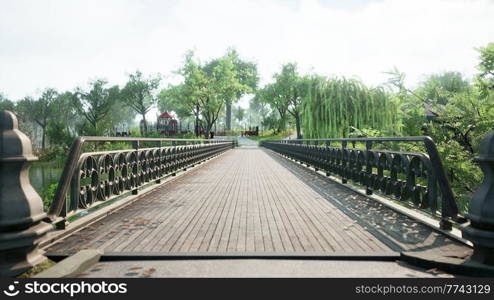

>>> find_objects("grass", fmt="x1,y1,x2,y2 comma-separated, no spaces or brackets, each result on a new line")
17,259,56,278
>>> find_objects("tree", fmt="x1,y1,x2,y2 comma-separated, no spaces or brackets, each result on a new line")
273,63,306,138
45,91,78,148
157,88,180,114
302,76,399,138
31,88,58,148
256,83,288,133
162,51,249,138
160,52,204,136
383,44,494,211
200,55,246,138
121,71,161,136
73,79,119,135
224,49,258,132
477,43,494,94
0,93,15,111
249,93,270,133
233,105,245,125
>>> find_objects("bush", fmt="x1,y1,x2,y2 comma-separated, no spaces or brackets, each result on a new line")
35,147,66,164
40,183,58,210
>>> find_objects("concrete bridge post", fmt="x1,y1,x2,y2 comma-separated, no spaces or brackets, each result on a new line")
462,131,494,265
0,110,52,276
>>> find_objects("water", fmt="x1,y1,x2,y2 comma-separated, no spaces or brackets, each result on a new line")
29,162,63,194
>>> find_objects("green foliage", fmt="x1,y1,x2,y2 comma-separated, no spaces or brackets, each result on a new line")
255,63,308,136
121,71,161,136
35,146,67,164
17,88,59,148
73,79,121,135
477,42,494,94
224,48,259,131
233,105,245,122
302,76,401,138
161,50,252,138
0,93,15,111
348,127,383,138
383,44,494,213
40,183,58,210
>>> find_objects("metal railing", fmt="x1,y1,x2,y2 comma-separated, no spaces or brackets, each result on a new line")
47,137,233,225
261,137,466,230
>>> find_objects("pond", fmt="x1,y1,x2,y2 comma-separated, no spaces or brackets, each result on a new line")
29,162,63,194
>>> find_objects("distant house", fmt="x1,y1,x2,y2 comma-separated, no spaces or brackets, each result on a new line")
156,112,178,136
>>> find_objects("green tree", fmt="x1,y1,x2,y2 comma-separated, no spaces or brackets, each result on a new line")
121,71,161,136
73,79,119,135
303,76,399,138
0,93,15,111
233,105,245,125
200,55,246,138
477,43,494,89
273,63,306,138
384,44,494,211
249,93,270,132
31,88,58,148
257,83,289,133
160,52,204,136
46,91,79,148
224,48,258,132
163,51,249,138
157,88,181,114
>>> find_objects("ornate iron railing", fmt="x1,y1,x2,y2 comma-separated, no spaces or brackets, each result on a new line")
261,137,466,230
47,137,233,224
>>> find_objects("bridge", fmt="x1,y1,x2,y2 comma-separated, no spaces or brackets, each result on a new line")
1,110,494,277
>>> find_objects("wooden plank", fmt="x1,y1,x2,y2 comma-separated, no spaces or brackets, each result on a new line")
150,161,231,252
205,156,242,252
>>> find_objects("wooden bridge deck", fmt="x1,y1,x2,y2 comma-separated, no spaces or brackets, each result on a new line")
46,144,469,257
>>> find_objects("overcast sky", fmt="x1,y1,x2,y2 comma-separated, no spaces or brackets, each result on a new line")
1,0,493,106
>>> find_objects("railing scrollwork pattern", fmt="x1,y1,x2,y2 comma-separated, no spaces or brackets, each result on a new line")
261,137,466,230
47,137,233,224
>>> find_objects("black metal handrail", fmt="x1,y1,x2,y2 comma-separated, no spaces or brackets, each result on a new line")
47,136,233,223
261,136,466,230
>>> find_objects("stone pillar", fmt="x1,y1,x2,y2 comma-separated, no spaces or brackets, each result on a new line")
462,131,494,265
0,110,52,276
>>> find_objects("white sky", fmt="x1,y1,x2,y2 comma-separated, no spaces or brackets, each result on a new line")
1,0,493,113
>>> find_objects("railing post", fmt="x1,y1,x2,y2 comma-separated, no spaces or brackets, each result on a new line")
132,141,139,195
156,141,162,184
341,141,348,184
462,131,494,265
325,141,331,176
0,110,52,276
365,141,373,195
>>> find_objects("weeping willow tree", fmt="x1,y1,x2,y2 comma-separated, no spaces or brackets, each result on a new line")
302,76,401,138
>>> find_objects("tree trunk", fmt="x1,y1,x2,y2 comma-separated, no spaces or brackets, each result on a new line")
277,117,285,133
295,113,302,139
141,113,148,136
41,125,46,149
194,104,200,137
226,102,232,131
204,123,212,139
194,115,199,137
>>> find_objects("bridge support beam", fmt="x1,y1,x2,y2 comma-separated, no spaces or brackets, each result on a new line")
462,131,494,265
0,110,52,276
